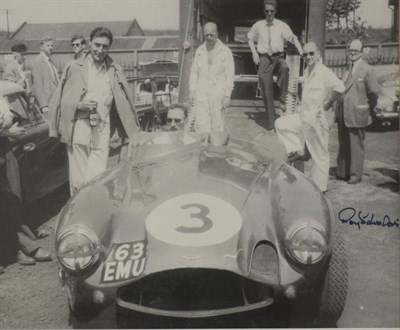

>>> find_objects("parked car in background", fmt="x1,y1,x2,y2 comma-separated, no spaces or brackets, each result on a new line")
128,75,179,132
0,81,68,204
373,66,399,127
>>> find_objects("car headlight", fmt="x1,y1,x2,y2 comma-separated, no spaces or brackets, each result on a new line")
57,227,100,271
285,224,327,265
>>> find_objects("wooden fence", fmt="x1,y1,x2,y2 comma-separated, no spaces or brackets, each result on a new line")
1,43,398,81
325,42,399,78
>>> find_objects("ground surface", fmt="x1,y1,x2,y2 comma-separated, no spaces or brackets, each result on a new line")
0,108,398,329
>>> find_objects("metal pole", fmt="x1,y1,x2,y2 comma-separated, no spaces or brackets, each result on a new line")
133,49,138,105
6,9,9,37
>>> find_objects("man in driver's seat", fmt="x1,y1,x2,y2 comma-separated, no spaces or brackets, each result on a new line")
165,104,187,132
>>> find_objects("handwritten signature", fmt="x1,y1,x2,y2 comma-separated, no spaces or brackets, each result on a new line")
338,207,399,229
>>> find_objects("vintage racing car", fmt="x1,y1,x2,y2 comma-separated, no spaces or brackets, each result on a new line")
0,81,68,204
55,130,348,327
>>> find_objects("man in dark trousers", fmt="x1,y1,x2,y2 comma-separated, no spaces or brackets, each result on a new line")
248,0,303,130
336,39,379,184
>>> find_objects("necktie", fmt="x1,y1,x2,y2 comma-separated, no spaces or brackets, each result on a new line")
49,58,59,83
345,64,353,86
267,24,273,56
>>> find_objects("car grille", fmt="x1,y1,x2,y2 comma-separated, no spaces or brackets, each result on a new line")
117,269,271,312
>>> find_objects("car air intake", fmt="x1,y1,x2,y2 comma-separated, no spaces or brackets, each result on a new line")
251,242,279,284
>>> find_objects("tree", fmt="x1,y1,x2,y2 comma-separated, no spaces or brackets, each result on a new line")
326,0,364,44
327,0,361,29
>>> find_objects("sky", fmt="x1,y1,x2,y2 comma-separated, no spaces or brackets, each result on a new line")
0,0,394,33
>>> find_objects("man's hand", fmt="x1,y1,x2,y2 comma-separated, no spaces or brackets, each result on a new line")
222,96,230,109
252,52,260,66
77,100,98,111
7,122,25,136
41,106,49,113
188,92,195,107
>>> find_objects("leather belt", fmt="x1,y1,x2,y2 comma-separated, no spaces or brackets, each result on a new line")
259,52,283,57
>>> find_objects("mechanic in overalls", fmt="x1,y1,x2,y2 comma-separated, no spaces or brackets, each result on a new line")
275,42,344,192
187,22,235,134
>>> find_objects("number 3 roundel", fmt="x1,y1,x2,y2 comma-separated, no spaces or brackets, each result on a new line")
145,193,243,247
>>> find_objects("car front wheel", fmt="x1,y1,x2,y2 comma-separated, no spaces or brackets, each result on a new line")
290,228,348,327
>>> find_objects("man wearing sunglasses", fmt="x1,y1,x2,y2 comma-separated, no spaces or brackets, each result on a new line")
71,35,86,60
336,39,379,185
248,0,303,130
275,42,344,193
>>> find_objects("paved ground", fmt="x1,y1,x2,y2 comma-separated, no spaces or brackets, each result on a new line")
0,108,398,328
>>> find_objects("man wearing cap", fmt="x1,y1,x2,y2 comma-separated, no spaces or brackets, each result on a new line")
3,43,30,90
31,37,59,113
275,42,344,193
336,39,379,184
248,0,303,130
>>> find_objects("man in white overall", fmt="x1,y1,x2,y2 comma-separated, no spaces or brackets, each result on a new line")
188,22,234,134
275,42,345,192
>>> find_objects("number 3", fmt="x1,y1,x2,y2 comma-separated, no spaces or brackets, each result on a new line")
176,203,213,233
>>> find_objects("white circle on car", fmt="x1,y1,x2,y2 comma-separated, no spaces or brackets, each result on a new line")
145,193,243,247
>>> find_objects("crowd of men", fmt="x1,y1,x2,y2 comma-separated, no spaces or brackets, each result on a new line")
0,0,379,274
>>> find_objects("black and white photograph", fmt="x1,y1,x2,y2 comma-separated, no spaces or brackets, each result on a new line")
0,0,398,328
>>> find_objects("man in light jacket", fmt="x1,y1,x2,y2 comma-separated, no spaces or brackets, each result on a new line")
49,27,139,194
31,37,59,113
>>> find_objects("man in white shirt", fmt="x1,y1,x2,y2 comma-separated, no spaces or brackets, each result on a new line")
248,0,303,130
275,42,345,193
49,27,139,194
188,22,234,134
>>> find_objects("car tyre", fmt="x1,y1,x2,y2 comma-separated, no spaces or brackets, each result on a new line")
66,283,97,323
290,228,348,328
317,227,348,327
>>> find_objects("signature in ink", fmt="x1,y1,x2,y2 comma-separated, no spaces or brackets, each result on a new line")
338,207,399,229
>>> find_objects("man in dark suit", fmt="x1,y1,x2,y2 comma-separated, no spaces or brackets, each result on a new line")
3,43,30,90
31,37,59,113
336,39,379,184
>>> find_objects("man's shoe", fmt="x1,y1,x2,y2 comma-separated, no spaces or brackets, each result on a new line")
348,177,361,185
33,248,52,262
336,176,349,181
17,251,36,266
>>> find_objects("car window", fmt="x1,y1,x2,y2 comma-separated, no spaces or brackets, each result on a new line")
6,93,33,126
